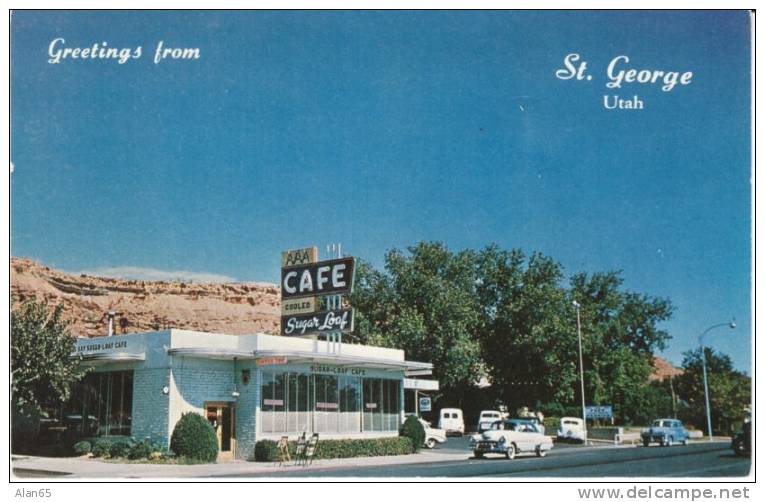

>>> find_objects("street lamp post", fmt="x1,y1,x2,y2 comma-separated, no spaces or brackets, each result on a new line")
573,300,587,444
698,321,736,442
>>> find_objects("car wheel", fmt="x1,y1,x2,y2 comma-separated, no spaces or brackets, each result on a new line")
681,438,688,446
474,451,483,459
426,438,437,449
505,444,516,460
536,446,547,458
643,439,650,447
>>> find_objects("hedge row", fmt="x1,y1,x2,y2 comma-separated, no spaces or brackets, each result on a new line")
254,437,414,462
74,437,171,461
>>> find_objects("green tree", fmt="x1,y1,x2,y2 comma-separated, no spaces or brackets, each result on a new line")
476,246,574,410
676,348,751,434
351,241,677,425
350,242,485,407
568,272,674,424
11,299,89,437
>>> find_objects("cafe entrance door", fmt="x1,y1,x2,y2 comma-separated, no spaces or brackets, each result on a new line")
205,402,236,460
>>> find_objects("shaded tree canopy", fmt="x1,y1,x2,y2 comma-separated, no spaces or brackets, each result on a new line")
351,241,682,423
676,348,751,433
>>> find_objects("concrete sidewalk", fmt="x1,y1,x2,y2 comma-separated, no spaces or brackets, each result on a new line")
11,450,472,479
11,441,646,479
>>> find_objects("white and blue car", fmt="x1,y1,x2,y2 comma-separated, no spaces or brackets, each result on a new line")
641,419,689,447
471,419,554,459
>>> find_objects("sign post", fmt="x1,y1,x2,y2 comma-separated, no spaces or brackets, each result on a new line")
585,405,613,421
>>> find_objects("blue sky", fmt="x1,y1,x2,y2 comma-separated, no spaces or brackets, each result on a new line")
11,11,751,370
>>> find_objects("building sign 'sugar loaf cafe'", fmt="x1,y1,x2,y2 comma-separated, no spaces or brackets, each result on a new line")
59,247,437,460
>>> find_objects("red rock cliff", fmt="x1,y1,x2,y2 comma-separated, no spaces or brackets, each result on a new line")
11,257,280,337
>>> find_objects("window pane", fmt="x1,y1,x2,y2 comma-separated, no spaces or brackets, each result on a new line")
314,375,339,433
273,373,286,433
339,376,360,432
121,371,133,435
260,371,274,433
363,378,383,432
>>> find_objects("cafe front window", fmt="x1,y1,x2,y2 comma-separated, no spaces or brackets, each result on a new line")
259,371,400,434
61,370,134,437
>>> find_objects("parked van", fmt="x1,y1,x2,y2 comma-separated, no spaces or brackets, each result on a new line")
438,408,465,436
477,410,503,432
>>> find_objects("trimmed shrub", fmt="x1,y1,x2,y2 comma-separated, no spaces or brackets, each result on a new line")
73,440,91,455
127,439,162,460
254,439,279,462
91,438,113,458
399,415,426,452
254,437,413,462
170,412,218,463
109,437,135,458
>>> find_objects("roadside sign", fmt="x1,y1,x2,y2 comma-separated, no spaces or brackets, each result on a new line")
281,308,354,337
281,247,318,268
281,257,355,299
419,397,432,412
585,405,613,420
281,247,319,317
281,297,317,316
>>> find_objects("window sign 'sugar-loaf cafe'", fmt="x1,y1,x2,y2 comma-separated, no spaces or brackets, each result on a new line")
55,246,437,461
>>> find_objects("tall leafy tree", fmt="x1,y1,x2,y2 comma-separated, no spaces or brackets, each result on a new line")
476,246,574,410
350,242,485,406
11,299,89,427
352,241,678,424
676,348,751,434
569,271,674,423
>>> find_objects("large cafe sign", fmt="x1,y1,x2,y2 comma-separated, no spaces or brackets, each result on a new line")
280,246,356,338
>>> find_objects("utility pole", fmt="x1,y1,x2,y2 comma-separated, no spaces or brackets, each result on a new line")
573,300,587,444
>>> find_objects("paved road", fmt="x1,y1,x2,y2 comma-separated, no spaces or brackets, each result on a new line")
224,441,750,478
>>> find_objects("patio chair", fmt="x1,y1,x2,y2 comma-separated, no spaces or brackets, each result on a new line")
276,436,290,466
293,432,307,466
302,433,319,467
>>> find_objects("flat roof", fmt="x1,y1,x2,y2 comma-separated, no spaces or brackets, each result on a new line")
74,329,433,375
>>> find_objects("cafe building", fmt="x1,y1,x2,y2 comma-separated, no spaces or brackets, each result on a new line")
69,328,435,460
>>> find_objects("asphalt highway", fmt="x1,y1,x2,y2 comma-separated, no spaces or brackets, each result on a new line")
230,439,751,478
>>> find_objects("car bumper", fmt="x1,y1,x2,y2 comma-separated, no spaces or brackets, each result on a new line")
642,434,671,443
474,440,509,454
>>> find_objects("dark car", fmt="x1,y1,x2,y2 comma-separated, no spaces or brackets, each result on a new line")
732,422,751,457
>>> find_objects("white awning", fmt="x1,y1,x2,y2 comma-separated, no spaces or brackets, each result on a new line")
253,349,433,373
167,347,257,360
78,352,146,364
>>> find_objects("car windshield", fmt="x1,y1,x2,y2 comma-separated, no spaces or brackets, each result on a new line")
652,420,671,427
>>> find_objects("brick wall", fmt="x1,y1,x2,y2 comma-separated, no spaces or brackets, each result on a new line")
234,362,259,460
131,368,172,445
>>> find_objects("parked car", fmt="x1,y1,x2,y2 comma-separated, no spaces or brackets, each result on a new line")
477,410,503,432
557,416,586,443
438,408,465,436
417,418,448,449
731,422,751,457
471,419,554,459
641,419,689,447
